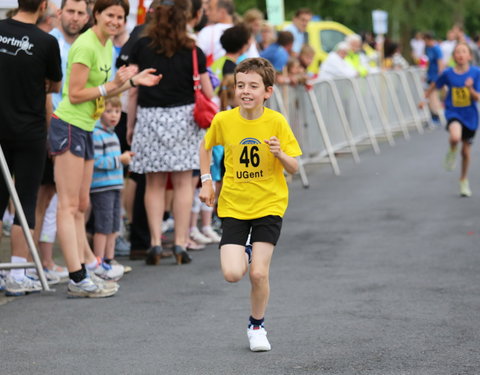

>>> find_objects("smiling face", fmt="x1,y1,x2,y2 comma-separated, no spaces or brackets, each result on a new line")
235,71,273,118
95,5,125,38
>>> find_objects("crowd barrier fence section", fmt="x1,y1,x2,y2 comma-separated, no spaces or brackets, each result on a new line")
268,68,430,175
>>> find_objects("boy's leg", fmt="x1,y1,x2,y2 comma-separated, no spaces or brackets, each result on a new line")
220,244,249,282
105,233,117,260
249,242,275,320
444,121,461,171
460,141,471,181
93,233,107,259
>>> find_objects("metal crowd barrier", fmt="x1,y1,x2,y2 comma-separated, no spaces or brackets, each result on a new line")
267,68,431,175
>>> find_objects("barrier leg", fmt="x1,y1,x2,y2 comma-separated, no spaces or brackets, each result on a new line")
307,89,340,175
273,88,310,188
0,145,51,292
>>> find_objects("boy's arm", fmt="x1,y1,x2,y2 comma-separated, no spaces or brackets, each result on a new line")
265,136,299,175
466,77,480,102
93,135,121,170
198,139,215,207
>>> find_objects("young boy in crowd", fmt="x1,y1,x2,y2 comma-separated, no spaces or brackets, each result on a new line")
199,58,302,352
89,96,134,280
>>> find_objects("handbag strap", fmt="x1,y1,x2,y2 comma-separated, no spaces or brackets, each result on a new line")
192,48,201,92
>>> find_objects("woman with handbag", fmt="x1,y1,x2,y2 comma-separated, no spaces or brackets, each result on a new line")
126,0,214,265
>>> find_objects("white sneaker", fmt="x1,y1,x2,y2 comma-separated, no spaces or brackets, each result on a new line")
67,276,117,298
190,227,212,244
247,327,271,352
93,261,124,281
45,264,69,281
162,217,175,233
88,271,119,292
202,226,221,243
5,275,42,296
0,274,5,291
26,269,60,285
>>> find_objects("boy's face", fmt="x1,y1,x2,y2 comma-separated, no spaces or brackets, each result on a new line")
235,71,273,112
453,44,471,65
101,103,122,127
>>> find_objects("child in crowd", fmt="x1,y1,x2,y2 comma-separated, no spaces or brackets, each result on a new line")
90,96,133,280
286,57,307,85
298,44,315,75
199,58,302,352
422,42,480,196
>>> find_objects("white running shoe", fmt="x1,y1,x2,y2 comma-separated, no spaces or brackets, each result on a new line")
202,226,221,243
45,264,69,280
247,327,271,352
190,227,212,244
93,261,124,281
67,276,117,298
88,271,119,292
5,275,42,296
26,269,60,285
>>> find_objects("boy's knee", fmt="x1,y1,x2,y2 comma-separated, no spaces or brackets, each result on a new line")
249,270,268,285
223,270,243,283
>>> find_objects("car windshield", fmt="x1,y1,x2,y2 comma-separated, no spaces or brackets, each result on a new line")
320,29,346,53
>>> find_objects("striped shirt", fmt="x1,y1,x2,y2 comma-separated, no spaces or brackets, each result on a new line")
91,121,123,193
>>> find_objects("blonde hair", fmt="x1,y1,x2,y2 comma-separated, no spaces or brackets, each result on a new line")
105,95,122,108
243,8,263,24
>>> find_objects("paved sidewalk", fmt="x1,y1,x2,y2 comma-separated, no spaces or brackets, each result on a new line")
1,128,480,374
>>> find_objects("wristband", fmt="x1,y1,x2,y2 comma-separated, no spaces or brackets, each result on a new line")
98,84,107,97
129,78,136,88
201,173,212,183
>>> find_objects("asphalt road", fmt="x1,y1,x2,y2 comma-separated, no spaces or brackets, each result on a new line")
1,128,480,375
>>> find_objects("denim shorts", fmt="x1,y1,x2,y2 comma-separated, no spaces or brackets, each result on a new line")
90,190,121,234
48,115,94,160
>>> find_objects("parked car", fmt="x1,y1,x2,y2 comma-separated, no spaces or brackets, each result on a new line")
281,21,376,73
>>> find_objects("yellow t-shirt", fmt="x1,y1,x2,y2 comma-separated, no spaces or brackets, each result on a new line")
204,107,302,220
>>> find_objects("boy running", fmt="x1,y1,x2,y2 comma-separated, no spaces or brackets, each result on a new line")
423,42,480,196
199,58,302,351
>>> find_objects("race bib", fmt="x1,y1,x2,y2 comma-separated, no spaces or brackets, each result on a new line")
452,87,471,107
232,143,274,182
92,97,105,120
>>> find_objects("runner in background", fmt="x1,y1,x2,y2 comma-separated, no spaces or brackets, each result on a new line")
421,42,480,197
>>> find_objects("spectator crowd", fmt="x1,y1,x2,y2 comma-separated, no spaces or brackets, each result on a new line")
1,0,479,299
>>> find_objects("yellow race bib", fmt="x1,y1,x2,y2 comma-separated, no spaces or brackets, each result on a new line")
232,143,274,182
451,87,471,107
92,97,105,120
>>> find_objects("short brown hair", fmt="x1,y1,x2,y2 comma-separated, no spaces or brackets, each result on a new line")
294,8,312,18
18,0,45,13
93,0,129,23
105,95,122,108
234,58,275,89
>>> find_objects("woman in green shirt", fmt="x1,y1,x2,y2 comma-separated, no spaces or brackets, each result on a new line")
48,0,161,298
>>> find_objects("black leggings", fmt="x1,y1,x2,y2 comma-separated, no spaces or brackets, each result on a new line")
0,138,46,229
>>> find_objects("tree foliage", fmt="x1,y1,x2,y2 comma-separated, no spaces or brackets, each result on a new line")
235,0,480,48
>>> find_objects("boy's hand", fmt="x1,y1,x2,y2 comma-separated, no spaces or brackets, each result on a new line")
264,136,282,157
119,151,135,165
199,181,215,207
465,77,474,88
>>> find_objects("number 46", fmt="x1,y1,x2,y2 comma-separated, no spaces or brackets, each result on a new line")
240,146,260,167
